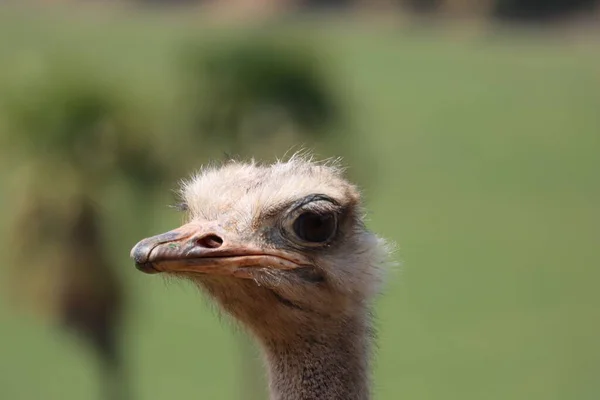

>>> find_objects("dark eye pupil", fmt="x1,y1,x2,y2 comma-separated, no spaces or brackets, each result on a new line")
293,212,336,243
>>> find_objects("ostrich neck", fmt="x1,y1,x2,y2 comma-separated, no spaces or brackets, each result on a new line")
260,314,373,400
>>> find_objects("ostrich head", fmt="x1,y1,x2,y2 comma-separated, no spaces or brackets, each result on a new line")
131,156,391,400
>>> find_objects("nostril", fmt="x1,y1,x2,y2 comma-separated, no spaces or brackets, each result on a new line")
196,234,223,249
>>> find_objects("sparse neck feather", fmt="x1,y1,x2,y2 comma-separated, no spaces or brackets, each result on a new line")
258,312,373,400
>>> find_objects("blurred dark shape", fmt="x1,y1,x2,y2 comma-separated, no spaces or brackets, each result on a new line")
183,37,340,153
134,0,203,5
493,0,599,21
9,186,128,400
134,0,356,9
296,0,356,9
399,0,442,14
62,196,126,400
1,62,173,400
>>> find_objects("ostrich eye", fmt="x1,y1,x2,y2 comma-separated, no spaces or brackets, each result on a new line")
292,211,337,244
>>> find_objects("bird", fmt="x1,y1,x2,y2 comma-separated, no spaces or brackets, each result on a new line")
131,155,392,400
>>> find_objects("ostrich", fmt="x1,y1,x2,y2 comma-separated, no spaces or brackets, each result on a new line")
131,156,391,400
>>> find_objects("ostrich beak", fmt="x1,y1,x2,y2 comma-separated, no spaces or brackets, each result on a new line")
130,221,309,278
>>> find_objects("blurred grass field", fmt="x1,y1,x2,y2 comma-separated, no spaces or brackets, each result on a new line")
0,6,599,400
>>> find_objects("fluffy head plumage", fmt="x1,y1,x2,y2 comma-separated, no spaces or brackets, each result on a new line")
178,156,389,306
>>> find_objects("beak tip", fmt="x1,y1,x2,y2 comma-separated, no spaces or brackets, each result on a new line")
131,240,160,274
130,242,149,264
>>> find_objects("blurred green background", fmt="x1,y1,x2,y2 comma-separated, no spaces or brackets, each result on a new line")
0,3,599,400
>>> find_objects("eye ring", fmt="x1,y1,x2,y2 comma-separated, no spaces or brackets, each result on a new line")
289,210,338,245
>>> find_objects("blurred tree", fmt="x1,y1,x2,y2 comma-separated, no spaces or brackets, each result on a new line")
3,67,164,191
493,0,599,21
2,60,166,400
182,37,340,157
